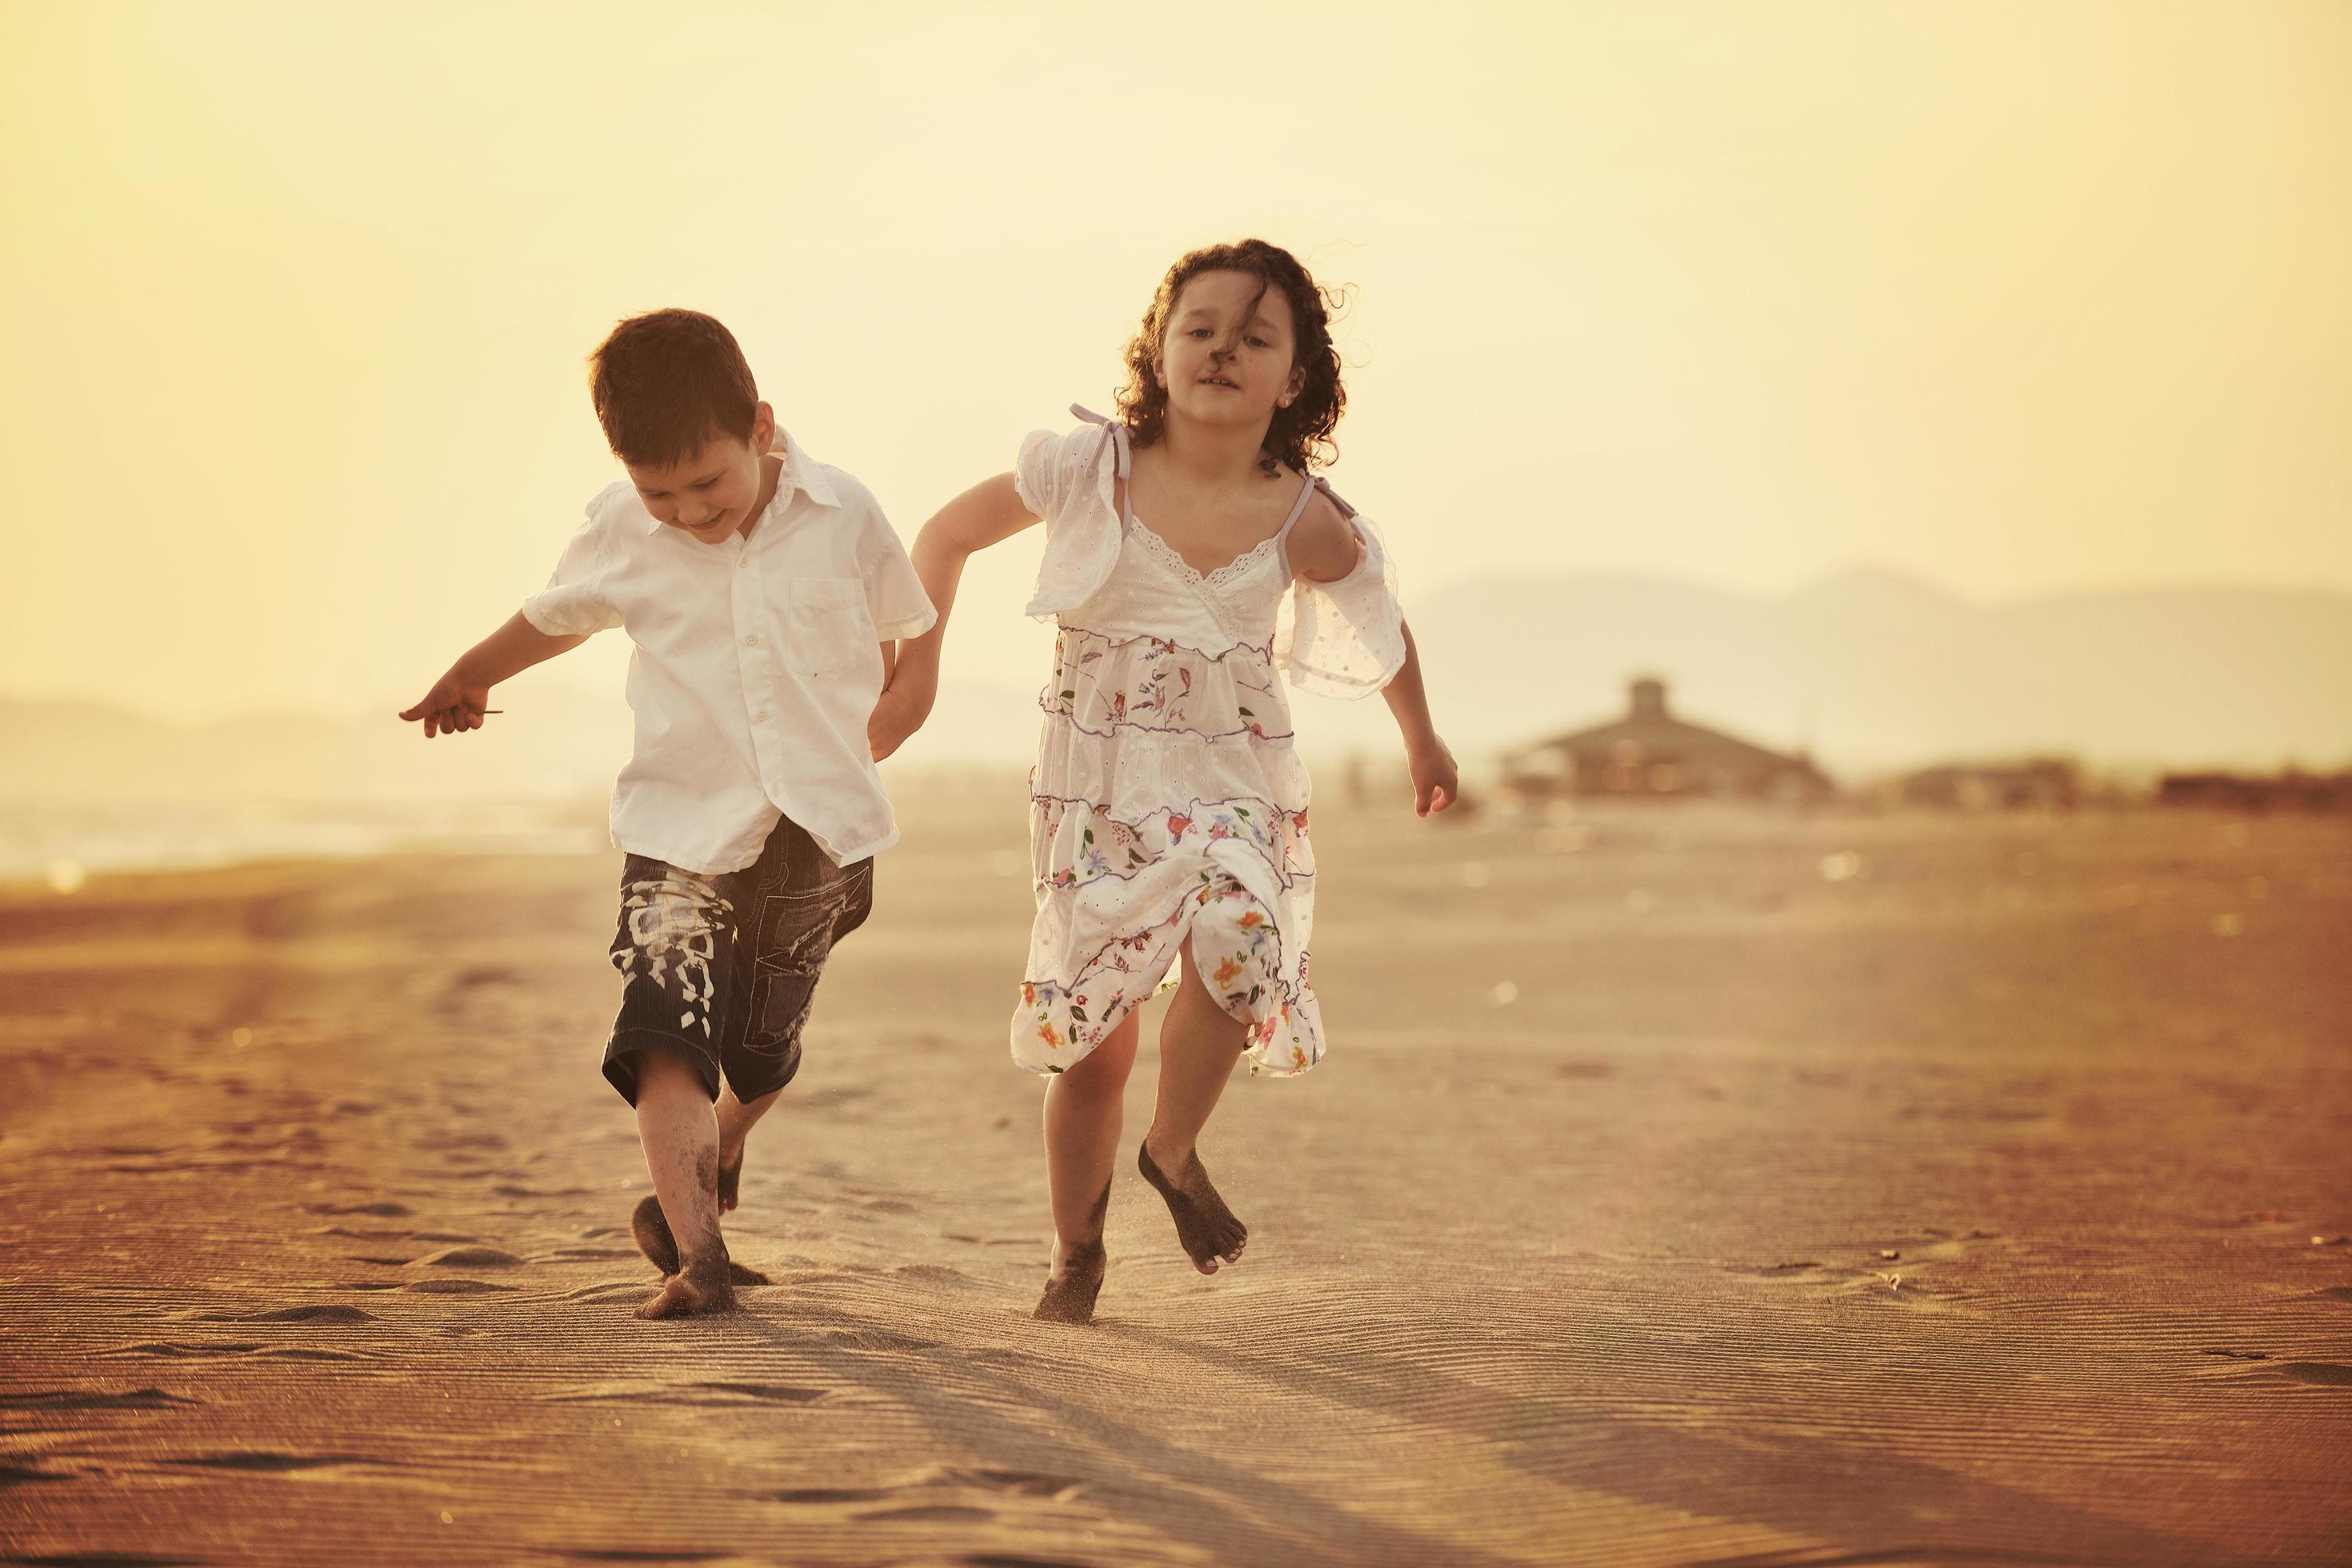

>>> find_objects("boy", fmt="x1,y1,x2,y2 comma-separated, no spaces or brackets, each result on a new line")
401,309,934,1318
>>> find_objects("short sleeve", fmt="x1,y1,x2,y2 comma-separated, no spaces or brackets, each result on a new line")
519,486,626,637
858,511,937,642
1275,510,1407,700
1013,425,1102,526
1018,420,1128,620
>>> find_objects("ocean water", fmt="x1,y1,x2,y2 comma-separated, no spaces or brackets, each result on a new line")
0,797,610,890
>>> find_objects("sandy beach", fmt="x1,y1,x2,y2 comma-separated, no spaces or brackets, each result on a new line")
2,785,2347,1566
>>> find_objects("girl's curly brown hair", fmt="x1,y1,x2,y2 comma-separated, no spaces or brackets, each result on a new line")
1115,239,1347,477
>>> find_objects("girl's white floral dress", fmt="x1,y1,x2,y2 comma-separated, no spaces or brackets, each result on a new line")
1010,406,1406,1077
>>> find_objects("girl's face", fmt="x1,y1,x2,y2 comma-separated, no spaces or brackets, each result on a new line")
1158,270,1303,439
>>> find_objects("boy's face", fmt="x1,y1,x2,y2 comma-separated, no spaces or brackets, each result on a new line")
624,402,777,546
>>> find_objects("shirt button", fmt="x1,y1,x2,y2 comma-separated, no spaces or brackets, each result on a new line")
754,709,769,722
737,558,749,569
743,634,758,647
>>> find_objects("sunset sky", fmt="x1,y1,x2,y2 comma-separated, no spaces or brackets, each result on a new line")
4,1,2347,723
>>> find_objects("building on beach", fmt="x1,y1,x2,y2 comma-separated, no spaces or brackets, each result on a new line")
1501,677,1834,802
2157,770,2352,813
1883,758,2080,811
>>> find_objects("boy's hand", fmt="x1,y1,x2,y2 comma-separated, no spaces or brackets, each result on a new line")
1408,734,1459,818
399,673,494,738
868,679,933,762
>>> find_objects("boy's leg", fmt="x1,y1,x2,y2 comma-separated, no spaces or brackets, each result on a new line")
714,1083,782,1213
712,823,874,1212
631,1053,739,1319
1036,1010,1140,1325
602,854,750,1315
1138,942,1250,1275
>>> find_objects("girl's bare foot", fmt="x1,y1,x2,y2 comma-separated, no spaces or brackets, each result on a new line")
1138,1137,1246,1274
635,1259,739,1319
717,1150,746,1213
630,1195,770,1285
1034,1238,1107,1325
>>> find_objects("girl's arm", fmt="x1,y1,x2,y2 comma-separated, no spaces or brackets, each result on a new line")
868,473,1040,759
1290,492,1459,818
1383,622,1458,817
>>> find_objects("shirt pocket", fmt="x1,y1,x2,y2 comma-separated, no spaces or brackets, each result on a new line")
786,578,874,677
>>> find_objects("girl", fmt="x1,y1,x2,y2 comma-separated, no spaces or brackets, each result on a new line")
875,239,1456,1324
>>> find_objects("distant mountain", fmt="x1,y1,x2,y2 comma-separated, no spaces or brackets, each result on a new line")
1281,566,2352,777
4,569,2346,800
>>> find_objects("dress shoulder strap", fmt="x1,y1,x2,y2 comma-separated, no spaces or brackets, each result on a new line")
1274,468,1319,541
1275,471,1346,578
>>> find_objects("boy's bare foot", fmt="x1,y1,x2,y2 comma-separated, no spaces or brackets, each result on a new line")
718,1150,745,1213
1034,1239,1107,1325
635,1259,739,1319
630,1194,770,1286
1138,1137,1246,1274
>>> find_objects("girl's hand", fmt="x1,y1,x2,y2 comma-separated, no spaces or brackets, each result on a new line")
1408,734,1459,818
399,673,493,738
868,677,934,762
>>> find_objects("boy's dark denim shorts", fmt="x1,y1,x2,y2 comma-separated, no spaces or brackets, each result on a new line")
601,814,874,1106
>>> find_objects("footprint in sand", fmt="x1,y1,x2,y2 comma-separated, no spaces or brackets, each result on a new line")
414,1246,524,1269
202,1305,375,1324
694,1382,829,1405
170,1451,382,1472
822,1327,937,1352
942,1466,1087,1500
406,1278,516,1294
855,1505,995,1523
0,1387,198,1411
893,1264,979,1287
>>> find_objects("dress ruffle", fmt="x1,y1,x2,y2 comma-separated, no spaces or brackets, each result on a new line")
1018,628,1321,1078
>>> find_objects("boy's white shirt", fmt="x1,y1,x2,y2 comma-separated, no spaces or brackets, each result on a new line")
521,429,935,874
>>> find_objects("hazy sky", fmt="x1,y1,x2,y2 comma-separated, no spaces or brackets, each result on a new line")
4,0,2347,722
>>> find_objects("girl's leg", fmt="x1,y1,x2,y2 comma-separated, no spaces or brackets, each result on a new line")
1139,942,1251,1274
1035,1010,1140,1323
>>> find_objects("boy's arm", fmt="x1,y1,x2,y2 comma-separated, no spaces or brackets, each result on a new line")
868,472,1038,759
1382,621,1458,818
399,611,588,738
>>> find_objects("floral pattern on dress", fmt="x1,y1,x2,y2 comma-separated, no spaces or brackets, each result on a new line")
1010,418,1404,1082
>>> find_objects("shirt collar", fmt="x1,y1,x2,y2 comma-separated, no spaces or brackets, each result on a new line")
770,425,840,510
638,425,838,535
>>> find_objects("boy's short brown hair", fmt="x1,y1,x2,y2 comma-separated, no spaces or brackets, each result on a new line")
589,309,759,469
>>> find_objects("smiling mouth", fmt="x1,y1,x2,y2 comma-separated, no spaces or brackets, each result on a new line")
1199,376,1240,390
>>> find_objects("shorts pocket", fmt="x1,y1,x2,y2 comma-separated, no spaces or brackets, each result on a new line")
786,578,872,677
744,958,817,1052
